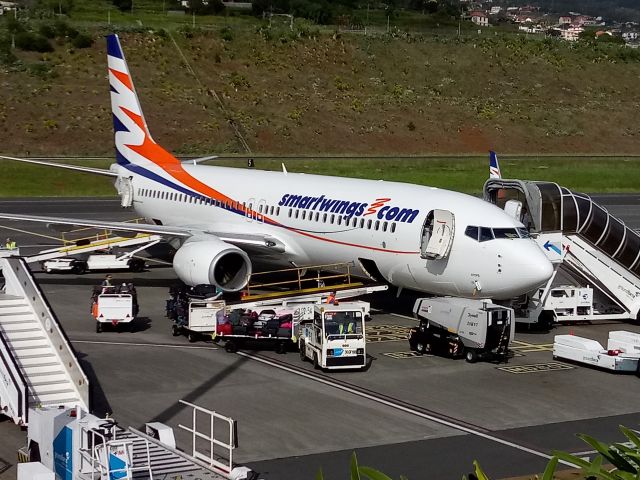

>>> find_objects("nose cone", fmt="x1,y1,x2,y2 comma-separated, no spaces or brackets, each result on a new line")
509,242,554,295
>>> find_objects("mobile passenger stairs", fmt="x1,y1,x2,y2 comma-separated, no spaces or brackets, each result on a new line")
484,179,640,327
0,256,89,425
18,400,255,480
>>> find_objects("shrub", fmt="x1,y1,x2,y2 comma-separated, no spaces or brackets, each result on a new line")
15,32,54,53
71,33,93,49
39,23,56,39
220,26,233,41
5,16,26,34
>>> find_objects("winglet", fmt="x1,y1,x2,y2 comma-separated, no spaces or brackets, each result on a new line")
489,150,502,179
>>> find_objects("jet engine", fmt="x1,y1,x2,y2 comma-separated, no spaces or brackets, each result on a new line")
173,237,252,292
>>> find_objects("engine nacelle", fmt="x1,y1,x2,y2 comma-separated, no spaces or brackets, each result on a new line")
173,237,252,292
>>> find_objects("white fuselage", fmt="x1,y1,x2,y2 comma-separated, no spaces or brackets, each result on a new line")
113,163,553,300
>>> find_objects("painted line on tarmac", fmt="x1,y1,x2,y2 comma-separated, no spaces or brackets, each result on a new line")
390,313,415,321
72,340,218,350
237,351,572,467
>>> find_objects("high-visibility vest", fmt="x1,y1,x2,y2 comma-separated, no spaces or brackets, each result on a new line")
5,241,16,250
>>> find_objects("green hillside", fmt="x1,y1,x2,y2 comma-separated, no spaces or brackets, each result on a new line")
1,2,640,156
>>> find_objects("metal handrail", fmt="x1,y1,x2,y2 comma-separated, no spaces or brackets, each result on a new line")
245,262,354,296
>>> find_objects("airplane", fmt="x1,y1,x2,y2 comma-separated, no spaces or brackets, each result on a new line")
489,151,501,179
0,34,553,300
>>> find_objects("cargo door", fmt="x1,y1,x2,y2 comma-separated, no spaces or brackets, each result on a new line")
420,210,455,260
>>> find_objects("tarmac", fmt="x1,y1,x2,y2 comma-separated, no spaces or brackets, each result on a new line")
0,195,640,480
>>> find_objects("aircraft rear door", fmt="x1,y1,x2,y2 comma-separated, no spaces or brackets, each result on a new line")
420,209,455,260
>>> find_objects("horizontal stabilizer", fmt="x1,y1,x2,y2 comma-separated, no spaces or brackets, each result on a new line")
0,155,117,177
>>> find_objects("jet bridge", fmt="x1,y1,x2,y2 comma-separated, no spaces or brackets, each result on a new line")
0,257,89,425
484,179,640,323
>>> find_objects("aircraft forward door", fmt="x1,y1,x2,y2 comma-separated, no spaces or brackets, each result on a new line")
420,210,455,260
116,177,134,208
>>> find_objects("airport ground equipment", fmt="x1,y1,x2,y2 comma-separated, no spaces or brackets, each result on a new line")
0,257,89,425
410,297,514,363
91,284,138,333
22,224,161,265
0,246,20,258
169,298,226,342
529,286,595,322
298,302,368,370
18,402,248,479
42,253,146,274
553,332,640,372
485,179,640,326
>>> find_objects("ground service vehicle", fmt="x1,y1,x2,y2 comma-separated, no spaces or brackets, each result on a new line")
298,302,367,370
553,331,640,373
44,254,145,274
91,284,138,332
170,299,226,342
410,297,514,363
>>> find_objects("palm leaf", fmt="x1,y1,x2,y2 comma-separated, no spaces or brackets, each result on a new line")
358,466,395,480
472,460,492,480
579,434,637,473
541,456,559,480
350,452,362,480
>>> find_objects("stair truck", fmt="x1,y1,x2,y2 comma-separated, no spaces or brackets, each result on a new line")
298,302,368,370
409,297,514,363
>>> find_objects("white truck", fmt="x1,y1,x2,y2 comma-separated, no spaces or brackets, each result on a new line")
553,331,640,373
410,297,514,363
543,286,593,320
298,302,368,370
91,286,138,332
43,254,146,274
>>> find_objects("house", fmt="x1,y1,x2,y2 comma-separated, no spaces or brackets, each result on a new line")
470,11,489,27
0,1,16,14
490,6,501,15
560,25,584,41
558,15,572,25
623,31,639,42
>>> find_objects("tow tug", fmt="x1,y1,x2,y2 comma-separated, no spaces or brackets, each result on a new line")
298,302,368,370
553,331,640,373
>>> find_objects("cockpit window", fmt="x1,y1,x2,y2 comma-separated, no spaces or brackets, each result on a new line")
517,227,530,238
465,226,479,241
479,227,494,242
493,228,520,239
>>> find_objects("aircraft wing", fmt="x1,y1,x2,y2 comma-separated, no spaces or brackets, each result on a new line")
0,155,117,177
0,213,289,254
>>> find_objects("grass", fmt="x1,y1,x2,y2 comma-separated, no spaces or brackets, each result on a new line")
2,156,639,197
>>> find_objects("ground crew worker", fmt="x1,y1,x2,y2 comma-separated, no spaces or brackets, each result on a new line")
4,238,16,250
326,291,336,304
101,274,113,288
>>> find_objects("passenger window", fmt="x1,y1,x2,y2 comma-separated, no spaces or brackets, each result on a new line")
465,226,479,241
277,207,280,216
288,209,292,218
331,214,335,224
259,204,263,213
302,211,306,220
337,216,342,226
383,221,388,232
479,227,493,242
367,219,372,229
295,210,299,219
323,213,327,223
359,218,364,228
375,220,380,230
270,206,274,215
315,212,319,221
391,223,396,233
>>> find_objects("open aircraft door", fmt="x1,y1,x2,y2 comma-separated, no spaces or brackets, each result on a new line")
420,209,455,260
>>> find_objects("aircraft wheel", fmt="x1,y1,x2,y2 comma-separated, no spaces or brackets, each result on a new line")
187,331,196,343
465,349,478,364
73,262,87,275
171,325,180,337
415,342,426,355
225,341,238,353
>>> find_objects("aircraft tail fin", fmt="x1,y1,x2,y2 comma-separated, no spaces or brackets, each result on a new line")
489,150,502,179
107,34,180,170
